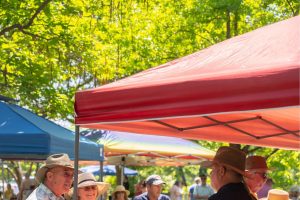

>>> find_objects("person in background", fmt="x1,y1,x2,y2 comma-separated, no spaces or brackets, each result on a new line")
67,172,110,200
123,176,130,191
26,153,74,200
4,184,14,200
189,177,200,200
289,185,300,200
134,180,147,197
192,174,214,200
245,156,270,197
133,175,170,200
19,173,37,200
169,181,182,200
257,178,273,199
112,185,130,200
201,146,257,200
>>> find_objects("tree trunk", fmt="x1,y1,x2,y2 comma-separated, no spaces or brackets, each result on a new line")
226,9,231,39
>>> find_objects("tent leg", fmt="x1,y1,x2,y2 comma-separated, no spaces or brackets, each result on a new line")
1,159,4,194
100,161,104,182
73,125,80,200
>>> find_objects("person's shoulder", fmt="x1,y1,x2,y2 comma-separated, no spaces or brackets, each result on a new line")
133,193,147,200
159,194,170,200
208,193,217,200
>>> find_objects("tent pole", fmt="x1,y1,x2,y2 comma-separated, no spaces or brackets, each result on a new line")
100,161,103,182
1,159,4,194
99,160,104,200
73,125,80,200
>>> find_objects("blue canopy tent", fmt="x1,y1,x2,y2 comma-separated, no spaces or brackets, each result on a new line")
0,101,103,161
80,165,138,176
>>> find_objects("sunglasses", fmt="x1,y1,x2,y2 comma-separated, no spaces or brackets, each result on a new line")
254,172,268,180
84,186,97,191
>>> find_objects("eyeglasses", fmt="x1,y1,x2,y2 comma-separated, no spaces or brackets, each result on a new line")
84,186,97,191
254,172,268,180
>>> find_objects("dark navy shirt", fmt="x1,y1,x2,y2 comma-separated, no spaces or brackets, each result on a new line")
134,192,171,200
208,182,254,200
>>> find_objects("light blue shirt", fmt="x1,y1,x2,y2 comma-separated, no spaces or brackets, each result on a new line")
193,184,214,200
26,183,65,200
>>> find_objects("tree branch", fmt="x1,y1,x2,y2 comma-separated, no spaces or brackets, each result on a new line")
0,0,52,36
265,149,279,160
247,147,262,154
285,0,296,16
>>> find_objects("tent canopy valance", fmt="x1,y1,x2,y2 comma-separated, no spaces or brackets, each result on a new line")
75,16,300,150
81,130,215,166
0,101,104,161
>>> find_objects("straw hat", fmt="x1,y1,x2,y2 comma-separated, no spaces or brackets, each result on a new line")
201,146,247,176
35,153,74,183
112,185,130,196
78,172,110,195
260,189,291,200
246,156,270,172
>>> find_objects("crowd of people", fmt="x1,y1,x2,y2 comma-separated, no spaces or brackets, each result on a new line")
1,149,299,200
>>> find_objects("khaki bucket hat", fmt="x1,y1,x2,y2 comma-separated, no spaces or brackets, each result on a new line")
35,153,74,183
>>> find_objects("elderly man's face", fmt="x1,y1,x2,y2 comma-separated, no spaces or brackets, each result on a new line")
245,170,268,193
46,166,74,196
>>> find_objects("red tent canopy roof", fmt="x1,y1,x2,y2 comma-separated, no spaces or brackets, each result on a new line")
75,16,300,150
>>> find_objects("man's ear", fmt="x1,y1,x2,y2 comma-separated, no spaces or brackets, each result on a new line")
219,166,226,177
46,171,53,181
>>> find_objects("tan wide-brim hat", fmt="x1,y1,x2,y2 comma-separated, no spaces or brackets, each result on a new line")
66,172,110,200
77,172,110,195
35,153,74,183
201,146,248,177
112,185,130,196
260,189,291,200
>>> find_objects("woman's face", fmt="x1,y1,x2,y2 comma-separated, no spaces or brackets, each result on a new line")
78,185,98,200
115,191,126,200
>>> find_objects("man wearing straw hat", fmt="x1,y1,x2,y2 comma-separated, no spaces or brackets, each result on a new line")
27,153,74,200
201,146,257,200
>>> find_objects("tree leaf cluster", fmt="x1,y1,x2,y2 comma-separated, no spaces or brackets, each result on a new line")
0,0,299,193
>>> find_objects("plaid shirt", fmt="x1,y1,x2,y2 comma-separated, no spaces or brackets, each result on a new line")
26,183,65,200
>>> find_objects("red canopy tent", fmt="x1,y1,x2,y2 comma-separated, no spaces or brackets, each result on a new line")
75,16,300,150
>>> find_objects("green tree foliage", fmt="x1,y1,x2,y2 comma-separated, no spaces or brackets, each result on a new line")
0,0,299,192
1,0,299,120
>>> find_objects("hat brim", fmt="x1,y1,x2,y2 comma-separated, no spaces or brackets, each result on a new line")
201,161,213,168
152,180,165,185
113,189,130,196
35,164,74,183
201,160,250,178
79,181,110,195
260,198,291,200
246,167,272,172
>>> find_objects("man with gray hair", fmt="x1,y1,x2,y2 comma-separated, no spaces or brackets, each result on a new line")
26,153,74,200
